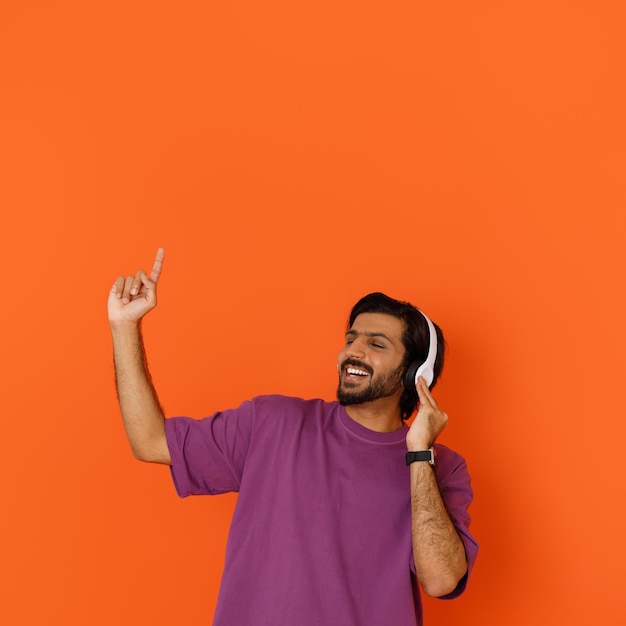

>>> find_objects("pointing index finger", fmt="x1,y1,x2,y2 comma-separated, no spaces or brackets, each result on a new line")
150,248,165,283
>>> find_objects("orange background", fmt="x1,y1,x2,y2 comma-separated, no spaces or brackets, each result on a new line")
1,1,625,624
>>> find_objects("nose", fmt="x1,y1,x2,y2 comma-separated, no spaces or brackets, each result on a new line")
345,337,366,359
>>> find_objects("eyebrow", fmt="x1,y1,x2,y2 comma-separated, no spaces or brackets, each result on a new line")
345,330,393,342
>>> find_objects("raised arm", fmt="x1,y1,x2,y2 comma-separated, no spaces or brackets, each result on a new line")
406,377,468,597
108,248,171,464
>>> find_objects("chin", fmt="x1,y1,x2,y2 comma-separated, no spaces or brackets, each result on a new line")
336,385,369,407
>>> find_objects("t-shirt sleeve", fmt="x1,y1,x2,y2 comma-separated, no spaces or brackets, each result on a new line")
434,444,479,600
164,399,255,497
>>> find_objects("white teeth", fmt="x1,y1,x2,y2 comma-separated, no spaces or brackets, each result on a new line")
347,367,368,376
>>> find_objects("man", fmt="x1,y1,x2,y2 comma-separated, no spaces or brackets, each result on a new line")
108,249,477,625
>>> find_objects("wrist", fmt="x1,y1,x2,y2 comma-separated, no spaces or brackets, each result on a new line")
109,319,142,335
406,439,432,452
406,447,435,466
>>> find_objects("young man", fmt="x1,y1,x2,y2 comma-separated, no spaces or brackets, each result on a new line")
108,249,477,625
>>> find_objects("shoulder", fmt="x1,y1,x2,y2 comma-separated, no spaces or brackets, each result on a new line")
250,395,338,418
244,396,340,446
433,442,466,465
433,443,473,485
250,395,339,424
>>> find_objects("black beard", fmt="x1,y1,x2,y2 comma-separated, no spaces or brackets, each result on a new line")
337,362,404,407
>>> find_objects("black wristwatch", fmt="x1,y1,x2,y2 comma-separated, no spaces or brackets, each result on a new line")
405,447,435,466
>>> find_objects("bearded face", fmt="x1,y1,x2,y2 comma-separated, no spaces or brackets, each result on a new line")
337,357,405,406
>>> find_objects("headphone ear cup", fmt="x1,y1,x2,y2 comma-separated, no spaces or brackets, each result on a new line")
403,361,421,392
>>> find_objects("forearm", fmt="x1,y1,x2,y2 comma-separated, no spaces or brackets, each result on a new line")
410,462,467,597
111,321,171,464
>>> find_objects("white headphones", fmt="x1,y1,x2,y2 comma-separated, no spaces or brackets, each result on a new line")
402,311,438,390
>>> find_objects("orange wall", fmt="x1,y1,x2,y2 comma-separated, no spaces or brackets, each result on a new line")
1,1,625,624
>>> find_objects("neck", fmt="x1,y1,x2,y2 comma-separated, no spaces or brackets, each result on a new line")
343,396,404,433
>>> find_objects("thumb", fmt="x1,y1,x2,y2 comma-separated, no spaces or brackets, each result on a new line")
140,271,158,305
139,271,153,287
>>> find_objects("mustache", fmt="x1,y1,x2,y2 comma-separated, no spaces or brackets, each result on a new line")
340,359,373,376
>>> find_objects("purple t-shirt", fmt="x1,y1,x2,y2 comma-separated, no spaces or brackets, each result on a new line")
165,395,477,626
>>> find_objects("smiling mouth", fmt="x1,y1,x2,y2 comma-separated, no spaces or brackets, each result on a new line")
341,361,373,384
345,367,369,377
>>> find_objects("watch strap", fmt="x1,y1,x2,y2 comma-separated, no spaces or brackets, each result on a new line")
405,447,435,465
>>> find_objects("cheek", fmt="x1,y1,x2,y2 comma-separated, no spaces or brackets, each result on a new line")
337,347,348,364
337,353,345,370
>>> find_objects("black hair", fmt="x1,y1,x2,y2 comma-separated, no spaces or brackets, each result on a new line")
348,292,445,420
